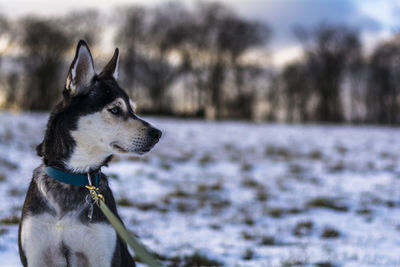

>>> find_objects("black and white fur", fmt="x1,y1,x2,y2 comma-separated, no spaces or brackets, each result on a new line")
18,40,162,267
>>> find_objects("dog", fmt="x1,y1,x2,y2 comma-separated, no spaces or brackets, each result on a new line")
18,40,162,267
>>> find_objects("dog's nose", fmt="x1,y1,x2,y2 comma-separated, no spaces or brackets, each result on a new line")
147,127,162,140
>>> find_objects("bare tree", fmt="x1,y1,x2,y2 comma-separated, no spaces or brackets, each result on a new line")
134,56,179,114
220,16,270,119
367,36,400,124
281,62,314,122
346,57,366,123
0,15,9,69
295,24,362,122
225,64,265,119
115,6,146,93
18,17,72,110
190,2,270,119
116,3,194,114
0,15,18,108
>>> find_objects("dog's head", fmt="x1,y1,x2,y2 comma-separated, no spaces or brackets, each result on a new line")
38,41,161,171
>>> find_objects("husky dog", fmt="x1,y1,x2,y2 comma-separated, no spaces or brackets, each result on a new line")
18,40,162,267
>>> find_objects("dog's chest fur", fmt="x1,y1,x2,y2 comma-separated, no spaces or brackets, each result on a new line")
19,166,117,267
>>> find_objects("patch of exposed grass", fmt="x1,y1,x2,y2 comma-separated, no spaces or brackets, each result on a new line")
0,174,6,182
210,183,223,191
198,154,214,166
366,161,375,171
256,188,268,202
268,208,285,218
309,150,323,160
386,200,395,208
241,231,256,241
126,155,149,162
197,182,223,193
0,158,18,170
309,177,321,185
289,164,306,174
267,207,304,218
183,252,223,266
293,221,313,237
335,145,347,155
287,208,303,214
241,177,261,188
242,248,254,260
0,228,8,235
306,197,348,212
107,173,119,180
265,145,294,160
315,262,337,267
380,152,396,160
384,164,396,172
160,161,172,170
241,162,253,172
321,227,340,238
356,208,372,215
164,187,231,214
209,200,231,210
134,202,162,212
281,260,307,267
197,184,209,193
8,187,24,197
0,215,19,225
176,201,197,213
260,235,275,246
328,161,346,173
171,152,194,163
117,197,134,207
154,252,223,267
167,189,190,198
224,143,234,151
209,224,221,230
243,216,255,225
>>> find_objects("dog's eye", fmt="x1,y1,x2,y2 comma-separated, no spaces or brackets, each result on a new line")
108,107,120,115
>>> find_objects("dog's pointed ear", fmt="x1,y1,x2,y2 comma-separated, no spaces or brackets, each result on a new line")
99,48,119,80
65,40,95,96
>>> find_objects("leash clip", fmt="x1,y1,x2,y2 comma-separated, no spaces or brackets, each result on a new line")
85,173,105,221
85,173,105,203
85,185,104,202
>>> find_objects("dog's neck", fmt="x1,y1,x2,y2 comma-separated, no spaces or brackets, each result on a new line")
45,152,113,174
41,113,113,174
45,146,113,174
64,147,113,173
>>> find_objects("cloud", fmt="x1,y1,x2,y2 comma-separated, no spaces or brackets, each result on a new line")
0,0,394,66
224,0,383,47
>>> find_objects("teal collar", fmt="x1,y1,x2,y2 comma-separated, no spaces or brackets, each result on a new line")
44,166,100,188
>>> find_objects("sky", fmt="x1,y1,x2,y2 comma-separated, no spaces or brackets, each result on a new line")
0,0,399,66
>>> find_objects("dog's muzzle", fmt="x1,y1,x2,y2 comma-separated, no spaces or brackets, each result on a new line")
137,127,162,153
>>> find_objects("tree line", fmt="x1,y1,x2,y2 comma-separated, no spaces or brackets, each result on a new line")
0,2,400,124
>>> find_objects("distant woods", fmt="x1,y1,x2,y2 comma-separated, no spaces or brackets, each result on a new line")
114,2,271,119
0,2,400,124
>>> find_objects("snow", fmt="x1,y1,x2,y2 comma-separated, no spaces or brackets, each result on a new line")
0,111,400,266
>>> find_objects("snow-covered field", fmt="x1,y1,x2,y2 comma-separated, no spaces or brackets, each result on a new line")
0,111,400,266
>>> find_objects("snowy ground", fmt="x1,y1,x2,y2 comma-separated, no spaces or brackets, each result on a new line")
0,111,400,266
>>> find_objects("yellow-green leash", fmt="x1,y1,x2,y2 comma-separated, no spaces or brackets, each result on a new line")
86,185,162,267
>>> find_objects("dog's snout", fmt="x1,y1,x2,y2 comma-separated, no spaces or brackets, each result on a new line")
147,127,162,140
